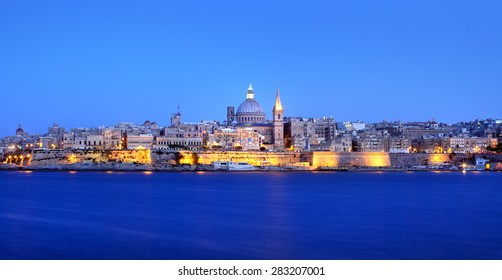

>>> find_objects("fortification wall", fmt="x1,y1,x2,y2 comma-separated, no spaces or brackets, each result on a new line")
310,152,391,167
30,149,152,166
389,153,472,166
179,151,301,166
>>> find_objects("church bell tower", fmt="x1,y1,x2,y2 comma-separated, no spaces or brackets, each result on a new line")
273,88,284,150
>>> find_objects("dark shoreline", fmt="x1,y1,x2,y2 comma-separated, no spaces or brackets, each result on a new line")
0,164,497,173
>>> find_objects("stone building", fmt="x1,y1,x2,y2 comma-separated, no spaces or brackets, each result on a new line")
126,134,154,150
208,127,261,151
154,136,203,151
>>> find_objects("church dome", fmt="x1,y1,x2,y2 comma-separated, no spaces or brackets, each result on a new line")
236,100,264,115
235,84,266,124
15,124,26,136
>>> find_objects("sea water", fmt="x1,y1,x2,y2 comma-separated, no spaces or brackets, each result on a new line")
0,171,501,259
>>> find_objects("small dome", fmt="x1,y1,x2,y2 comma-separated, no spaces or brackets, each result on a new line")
15,124,25,136
143,120,151,127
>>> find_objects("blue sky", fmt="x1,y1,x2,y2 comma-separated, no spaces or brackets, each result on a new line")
1,0,501,137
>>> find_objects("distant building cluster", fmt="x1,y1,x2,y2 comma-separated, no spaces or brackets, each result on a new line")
1,85,502,164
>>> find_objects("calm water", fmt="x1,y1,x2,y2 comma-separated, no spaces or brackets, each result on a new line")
0,171,501,260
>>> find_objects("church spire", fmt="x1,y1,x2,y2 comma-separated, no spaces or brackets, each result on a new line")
272,87,284,150
274,87,283,111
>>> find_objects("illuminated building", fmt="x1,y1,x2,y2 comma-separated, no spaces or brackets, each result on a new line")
208,127,261,150
225,85,286,150
154,136,203,151
126,134,154,150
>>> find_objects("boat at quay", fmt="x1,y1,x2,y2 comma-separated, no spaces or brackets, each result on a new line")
211,161,257,171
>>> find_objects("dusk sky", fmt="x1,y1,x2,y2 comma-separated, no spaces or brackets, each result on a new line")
1,0,501,137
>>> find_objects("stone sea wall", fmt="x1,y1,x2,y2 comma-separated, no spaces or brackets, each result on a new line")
14,149,497,170
30,149,152,166
179,151,301,166
30,149,106,166
309,152,391,167
389,153,472,167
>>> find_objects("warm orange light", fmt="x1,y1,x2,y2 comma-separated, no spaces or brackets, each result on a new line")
68,154,79,164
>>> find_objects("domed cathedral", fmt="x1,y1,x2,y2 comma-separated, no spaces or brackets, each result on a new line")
15,124,27,137
226,84,285,151
235,84,266,124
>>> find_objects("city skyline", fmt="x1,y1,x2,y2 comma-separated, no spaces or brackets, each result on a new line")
1,1,501,137
2,83,501,138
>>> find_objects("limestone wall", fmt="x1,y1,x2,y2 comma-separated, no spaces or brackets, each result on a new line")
30,149,107,166
30,149,152,166
389,153,472,166
180,151,300,166
26,148,491,169
311,152,391,167
108,150,151,164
